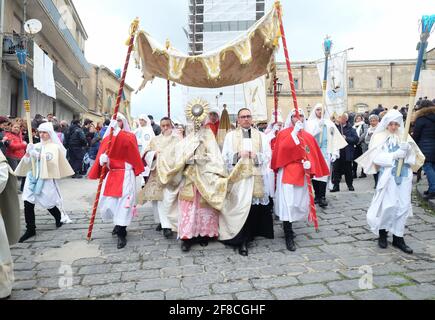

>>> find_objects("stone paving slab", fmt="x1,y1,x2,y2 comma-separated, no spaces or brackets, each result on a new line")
7,177,435,300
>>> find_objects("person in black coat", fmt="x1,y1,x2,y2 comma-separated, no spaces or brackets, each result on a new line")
331,113,359,192
64,120,87,179
412,100,435,199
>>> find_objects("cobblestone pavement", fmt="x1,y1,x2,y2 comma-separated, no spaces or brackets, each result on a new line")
9,176,435,300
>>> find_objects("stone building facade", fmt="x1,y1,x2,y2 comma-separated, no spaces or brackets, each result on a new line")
267,48,435,121
0,0,90,122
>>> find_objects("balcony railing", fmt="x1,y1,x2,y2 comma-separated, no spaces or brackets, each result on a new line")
2,37,88,109
53,63,88,108
39,0,90,72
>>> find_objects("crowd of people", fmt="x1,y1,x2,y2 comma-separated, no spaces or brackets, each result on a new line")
0,97,434,299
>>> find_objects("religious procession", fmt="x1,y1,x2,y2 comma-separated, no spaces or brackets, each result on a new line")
1,0,435,303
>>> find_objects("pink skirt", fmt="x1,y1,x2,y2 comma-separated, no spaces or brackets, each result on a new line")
178,190,219,240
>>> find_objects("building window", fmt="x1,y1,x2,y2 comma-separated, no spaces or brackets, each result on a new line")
377,77,383,89
294,79,299,90
349,77,354,89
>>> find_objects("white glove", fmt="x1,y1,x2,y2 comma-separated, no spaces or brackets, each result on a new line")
302,160,311,170
400,142,410,152
26,143,35,154
29,149,41,160
99,153,109,166
331,154,338,163
393,149,407,160
110,119,118,128
294,121,304,134
273,124,281,132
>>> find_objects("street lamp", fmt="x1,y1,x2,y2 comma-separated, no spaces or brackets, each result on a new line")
216,92,223,109
16,18,42,175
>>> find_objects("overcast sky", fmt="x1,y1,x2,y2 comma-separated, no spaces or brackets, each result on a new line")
73,0,435,121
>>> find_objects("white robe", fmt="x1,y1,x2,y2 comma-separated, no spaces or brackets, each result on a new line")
219,129,272,241
21,158,62,209
135,126,155,157
99,163,137,227
145,151,180,231
366,139,416,237
0,162,13,299
275,169,310,223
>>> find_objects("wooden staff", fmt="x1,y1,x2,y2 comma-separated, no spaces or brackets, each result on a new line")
87,18,140,241
397,15,435,177
16,48,35,176
275,1,319,231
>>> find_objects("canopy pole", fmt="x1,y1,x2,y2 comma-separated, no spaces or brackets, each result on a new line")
167,80,171,118
275,1,319,231
87,18,140,242
274,77,278,124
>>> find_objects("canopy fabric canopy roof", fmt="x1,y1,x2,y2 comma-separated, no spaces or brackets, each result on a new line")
135,4,281,90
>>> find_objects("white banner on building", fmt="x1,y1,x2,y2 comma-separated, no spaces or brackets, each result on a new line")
33,42,56,99
317,51,348,116
243,76,267,122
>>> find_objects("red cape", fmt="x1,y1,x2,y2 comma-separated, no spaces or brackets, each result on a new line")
88,131,144,197
271,128,330,186
206,120,220,137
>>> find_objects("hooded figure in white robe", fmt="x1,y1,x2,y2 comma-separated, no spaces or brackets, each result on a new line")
356,110,425,254
0,150,20,299
134,114,155,157
306,104,348,207
15,122,75,243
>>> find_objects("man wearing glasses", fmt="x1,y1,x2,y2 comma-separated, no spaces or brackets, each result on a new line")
220,108,274,256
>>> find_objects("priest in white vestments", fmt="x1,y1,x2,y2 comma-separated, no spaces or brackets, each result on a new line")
138,117,181,238
220,108,274,256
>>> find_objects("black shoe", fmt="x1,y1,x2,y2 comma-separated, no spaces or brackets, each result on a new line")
331,185,340,193
72,174,83,179
319,197,328,208
283,222,296,252
56,221,63,228
378,230,388,249
181,240,192,252
392,236,413,254
199,237,209,247
238,242,249,256
19,230,36,243
359,173,367,178
424,190,429,196
348,186,355,192
155,224,162,232
117,235,127,249
423,192,435,200
353,173,358,179
163,229,173,239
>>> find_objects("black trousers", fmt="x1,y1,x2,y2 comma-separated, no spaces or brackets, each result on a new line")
332,158,354,188
374,173,379,188
312,180,327,200
222,200,274,247
24,201,61,231
68,147,85,174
